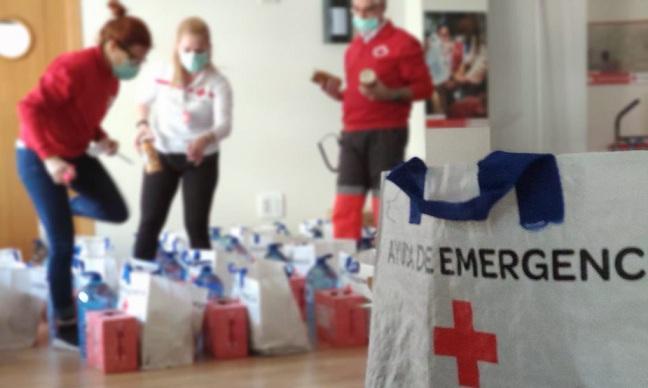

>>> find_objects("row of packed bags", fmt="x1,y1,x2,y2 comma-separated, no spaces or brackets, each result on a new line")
160,225,374,351
0,220,372,359
112,227,318,370
213,226,375,350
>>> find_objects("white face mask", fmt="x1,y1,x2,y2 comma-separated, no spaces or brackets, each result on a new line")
178,50,209,74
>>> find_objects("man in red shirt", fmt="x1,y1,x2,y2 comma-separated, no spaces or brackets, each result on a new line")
318,0,433,240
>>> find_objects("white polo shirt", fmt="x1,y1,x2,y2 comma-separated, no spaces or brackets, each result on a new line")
139,65,233,155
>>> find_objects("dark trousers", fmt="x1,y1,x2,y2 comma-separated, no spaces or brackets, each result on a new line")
16,148,128,320
133,152,219,260
333,128,408,239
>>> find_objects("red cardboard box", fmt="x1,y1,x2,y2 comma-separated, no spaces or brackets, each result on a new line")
204,299,249,360
315,288,369,347
86,310,139,374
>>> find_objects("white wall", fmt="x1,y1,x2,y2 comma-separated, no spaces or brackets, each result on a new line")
81,0,406,257
588,0,648,151
588,0,648,22
490,0,587,154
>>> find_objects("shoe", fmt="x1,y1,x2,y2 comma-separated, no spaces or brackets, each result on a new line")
52,319,79,351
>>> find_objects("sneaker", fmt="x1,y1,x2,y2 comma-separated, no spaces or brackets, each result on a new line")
52,319,79,351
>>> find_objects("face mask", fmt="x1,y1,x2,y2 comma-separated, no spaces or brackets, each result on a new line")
112,59,140,81
353,16,380,34
179,50,209,74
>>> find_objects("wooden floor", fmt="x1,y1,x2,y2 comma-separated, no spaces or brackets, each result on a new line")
0,347,367,388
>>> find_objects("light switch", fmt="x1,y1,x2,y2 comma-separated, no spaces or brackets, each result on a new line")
257,192,285,220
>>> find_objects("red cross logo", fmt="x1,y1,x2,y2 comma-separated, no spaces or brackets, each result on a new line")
372,44,390,58
434,300,498,388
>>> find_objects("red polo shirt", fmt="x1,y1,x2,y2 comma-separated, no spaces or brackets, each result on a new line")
18,46,119,159
343,22,433,132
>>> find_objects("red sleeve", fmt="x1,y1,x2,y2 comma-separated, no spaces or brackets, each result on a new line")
399,38,434,101
18,62,77,159
95,127,108,141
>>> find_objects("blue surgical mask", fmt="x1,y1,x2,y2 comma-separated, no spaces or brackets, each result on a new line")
179,50,210,74
353,16,380,34
112,59,140,81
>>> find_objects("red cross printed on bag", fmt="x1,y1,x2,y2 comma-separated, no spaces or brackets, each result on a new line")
433,300,499,388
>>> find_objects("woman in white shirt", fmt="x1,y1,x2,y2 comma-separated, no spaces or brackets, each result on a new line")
133,17,232,260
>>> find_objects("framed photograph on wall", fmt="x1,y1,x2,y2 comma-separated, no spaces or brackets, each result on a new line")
423,12,488,128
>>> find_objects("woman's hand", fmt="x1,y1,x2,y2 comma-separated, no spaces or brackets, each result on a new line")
97,137,120,156
187,133,216,166
134,124,155,152
44,157,76,185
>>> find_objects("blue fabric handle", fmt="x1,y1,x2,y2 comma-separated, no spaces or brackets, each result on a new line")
386,152,564,230
228,263,248,288
345,256,360,274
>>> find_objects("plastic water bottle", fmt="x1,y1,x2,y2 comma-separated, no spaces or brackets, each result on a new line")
76,272,117,359
194,265,224,300
305,254,338,345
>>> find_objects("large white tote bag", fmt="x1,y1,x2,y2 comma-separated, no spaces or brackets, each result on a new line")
366,151,648,388
120,271,194,370
231,259,310,355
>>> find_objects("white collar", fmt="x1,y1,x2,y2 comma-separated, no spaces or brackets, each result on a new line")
361,20,388,43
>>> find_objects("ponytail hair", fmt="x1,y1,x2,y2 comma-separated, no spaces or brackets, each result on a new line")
107,0,127,18
99,1,152,50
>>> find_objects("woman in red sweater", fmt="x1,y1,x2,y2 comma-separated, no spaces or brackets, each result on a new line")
15,1,151,349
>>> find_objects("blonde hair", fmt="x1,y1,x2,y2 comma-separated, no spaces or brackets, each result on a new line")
172,17,215,86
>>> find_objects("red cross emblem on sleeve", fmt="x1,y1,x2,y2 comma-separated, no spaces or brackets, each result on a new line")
433,300,499,388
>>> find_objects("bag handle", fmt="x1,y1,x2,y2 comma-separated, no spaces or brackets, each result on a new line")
385,152,564,230
228,263,248,288
317,133,340,173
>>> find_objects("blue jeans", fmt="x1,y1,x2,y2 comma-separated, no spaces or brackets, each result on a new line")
16,148,128,320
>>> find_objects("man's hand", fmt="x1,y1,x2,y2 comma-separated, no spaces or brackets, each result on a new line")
313,71,343,101
321,77,344,101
